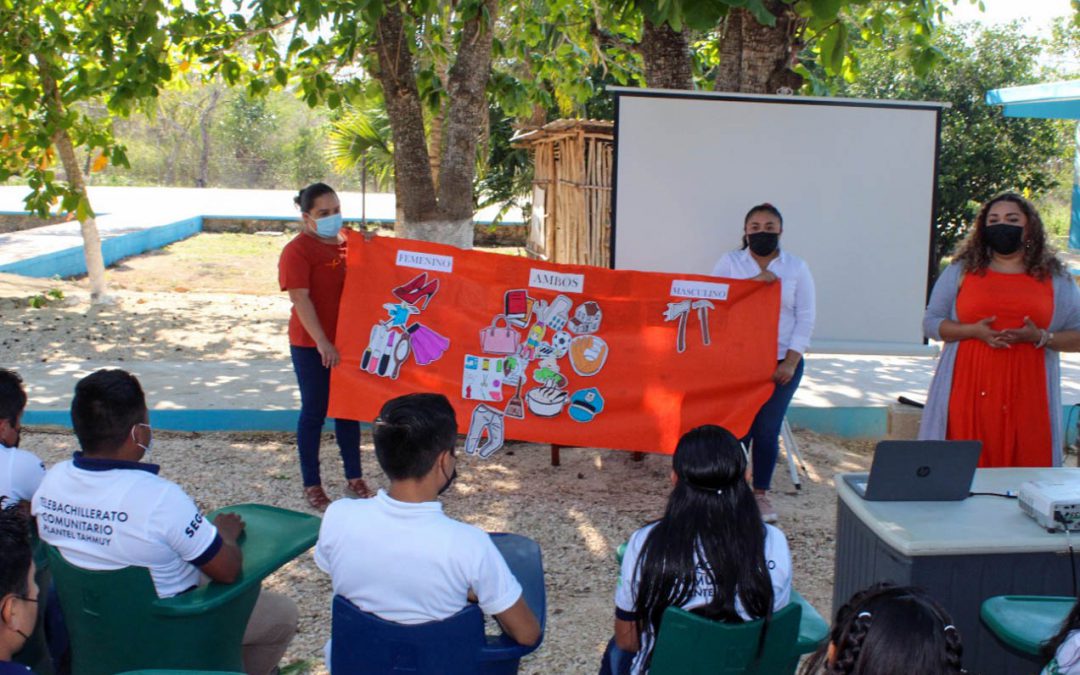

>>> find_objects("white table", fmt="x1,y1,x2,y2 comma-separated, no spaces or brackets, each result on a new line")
834,468,1080,675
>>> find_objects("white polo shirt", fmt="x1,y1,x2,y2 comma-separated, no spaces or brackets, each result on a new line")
0,443,45,510
315,490,523,624
31,453,221,598
712,249,816,359
615,522,792,675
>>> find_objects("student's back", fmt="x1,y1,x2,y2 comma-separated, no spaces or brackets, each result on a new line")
0,369,44,512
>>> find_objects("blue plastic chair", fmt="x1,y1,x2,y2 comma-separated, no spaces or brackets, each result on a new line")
330,532,546,675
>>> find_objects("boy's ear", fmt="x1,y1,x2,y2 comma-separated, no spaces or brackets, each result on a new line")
669,469,678,487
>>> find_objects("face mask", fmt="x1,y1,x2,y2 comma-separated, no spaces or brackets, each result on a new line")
314,213,343,238
747,231,780,257
132,423,153,462
985,223,1023,255
438,463,458,496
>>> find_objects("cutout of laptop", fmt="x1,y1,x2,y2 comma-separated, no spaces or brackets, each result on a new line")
843,440,982,501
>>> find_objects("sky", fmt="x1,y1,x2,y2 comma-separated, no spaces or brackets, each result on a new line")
944,0,1073,34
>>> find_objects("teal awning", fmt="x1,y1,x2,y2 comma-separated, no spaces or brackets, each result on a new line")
986,80,1080,120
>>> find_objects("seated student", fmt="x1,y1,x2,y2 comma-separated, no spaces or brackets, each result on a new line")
0,370,45,515
800,583,963,675
1041,596,1080,674
315,393,540,652
601,425,792,675
31,369,298,675
0,509,39,674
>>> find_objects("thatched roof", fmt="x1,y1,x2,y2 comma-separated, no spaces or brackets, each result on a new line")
510,119,614,146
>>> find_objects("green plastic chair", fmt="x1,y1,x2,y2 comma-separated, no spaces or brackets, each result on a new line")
648,600,803,674
47,503,319,675
981,595,1076,655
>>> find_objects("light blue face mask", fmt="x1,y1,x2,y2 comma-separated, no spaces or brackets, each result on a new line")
314,213,343,238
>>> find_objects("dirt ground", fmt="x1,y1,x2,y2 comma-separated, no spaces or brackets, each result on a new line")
1,233,875,673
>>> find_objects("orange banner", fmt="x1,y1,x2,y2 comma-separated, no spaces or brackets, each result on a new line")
328,233,779,456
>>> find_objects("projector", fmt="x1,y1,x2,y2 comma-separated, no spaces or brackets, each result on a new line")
1019,481,1080,532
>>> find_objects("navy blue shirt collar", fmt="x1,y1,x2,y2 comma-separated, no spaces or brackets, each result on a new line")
72,452,160,475
0,661,35,675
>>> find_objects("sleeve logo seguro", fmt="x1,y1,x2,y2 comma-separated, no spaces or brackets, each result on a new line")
329,234,781,460
184,512,203,538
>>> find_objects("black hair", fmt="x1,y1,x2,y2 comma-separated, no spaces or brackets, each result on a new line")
632,425,774,670
294,182,337,214
741,203,784,250
800,583,963,675
0,509,32,600
373,393,458,481
0,369,26,427
1041,596,1080,669
70,369,147,456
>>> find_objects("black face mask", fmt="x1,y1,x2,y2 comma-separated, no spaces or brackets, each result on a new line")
747,231,780,257
438,467,458,496
985,224,1023,255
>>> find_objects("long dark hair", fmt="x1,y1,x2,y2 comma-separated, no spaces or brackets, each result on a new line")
294,182,337,214
800,583,963,675
632,425,774,669
740,202,784,250
1041,597,1080,669
952,192,1063,280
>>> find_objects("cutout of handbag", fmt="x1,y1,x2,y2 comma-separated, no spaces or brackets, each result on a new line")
479,315,521,355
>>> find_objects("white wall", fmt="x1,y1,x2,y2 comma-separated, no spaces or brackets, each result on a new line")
612,89,943,354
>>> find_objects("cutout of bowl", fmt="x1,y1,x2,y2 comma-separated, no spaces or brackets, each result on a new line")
526,386,568,417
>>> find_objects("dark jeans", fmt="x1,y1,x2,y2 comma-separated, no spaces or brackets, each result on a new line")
743,358,804,491
290,345,362,487
598,638,634,675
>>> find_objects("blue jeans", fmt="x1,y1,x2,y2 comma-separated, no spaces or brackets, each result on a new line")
598,638,634,675
290,345,362,487
743,358,804,491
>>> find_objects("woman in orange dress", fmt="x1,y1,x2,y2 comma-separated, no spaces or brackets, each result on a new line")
920,193,1080,467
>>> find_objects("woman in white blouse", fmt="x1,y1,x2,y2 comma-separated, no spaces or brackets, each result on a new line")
711,203,815,523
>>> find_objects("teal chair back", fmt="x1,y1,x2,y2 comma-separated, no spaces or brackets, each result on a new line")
45,545,260,675
648,601,803,675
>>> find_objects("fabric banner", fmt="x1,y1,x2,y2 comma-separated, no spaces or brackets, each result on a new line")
328,233,780,456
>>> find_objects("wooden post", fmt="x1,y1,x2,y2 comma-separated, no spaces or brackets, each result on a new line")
551,444,562,466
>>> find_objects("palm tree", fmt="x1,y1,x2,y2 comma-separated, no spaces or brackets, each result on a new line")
326,105,397,226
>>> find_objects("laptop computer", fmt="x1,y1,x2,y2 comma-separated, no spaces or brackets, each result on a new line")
843,440,982,501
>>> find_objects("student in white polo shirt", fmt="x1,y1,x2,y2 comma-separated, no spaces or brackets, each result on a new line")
316,393,540,654
31,369,297,675
0,370,45,515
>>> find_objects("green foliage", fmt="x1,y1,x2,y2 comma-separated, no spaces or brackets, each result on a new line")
325,104,395,191
836,22,1068,260
27,287,64,309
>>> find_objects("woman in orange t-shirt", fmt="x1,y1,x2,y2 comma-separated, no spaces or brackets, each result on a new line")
279,183,370,510
921,193,1080,467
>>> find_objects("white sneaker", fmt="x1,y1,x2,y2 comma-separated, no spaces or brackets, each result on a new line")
755,492,778,523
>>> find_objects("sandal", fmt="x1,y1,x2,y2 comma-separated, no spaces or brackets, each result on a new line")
346,478,373,499
304,485,332,511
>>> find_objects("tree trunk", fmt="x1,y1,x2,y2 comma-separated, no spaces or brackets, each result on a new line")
38,55,109,302
714,3,803,94
640,19,693,89
197,87,221,188
53,128,109,302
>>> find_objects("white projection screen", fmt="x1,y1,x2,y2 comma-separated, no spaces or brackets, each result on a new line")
611,88,946,354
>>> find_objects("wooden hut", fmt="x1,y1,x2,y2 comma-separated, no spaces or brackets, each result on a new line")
511,119,614,267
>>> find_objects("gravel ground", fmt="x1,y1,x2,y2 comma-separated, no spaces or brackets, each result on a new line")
20,426,872,674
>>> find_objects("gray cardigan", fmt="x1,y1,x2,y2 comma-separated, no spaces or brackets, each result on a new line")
918,262,1080,465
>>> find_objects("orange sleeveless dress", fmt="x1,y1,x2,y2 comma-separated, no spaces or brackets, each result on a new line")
947,270,1054,467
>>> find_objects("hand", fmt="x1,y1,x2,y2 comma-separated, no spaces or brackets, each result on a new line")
213,512,245,544
317,340,341,368
773,361,797,385
754,270,778,284
1000,316,1043,345
970,316,1008,349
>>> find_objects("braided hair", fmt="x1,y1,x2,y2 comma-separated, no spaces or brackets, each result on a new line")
800,583,964,675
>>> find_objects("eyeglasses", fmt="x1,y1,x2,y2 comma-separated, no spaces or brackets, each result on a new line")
15,596,37,604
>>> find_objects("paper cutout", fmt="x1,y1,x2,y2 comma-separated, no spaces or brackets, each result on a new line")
664,300,692,353
393,272,440,310
525,385,568,417
504,380,526,419
501,353,528,387
384,302,420,328
535,294,573,330
569,388,605,422
692,299,715,346
550,331,572,358
407,323,450,365
462,354,504,402
569,335,608,377
504,290,534,328
361,323,410,379
479,315,521,355
521,323,547,360
465,404,506,459
533,357,568,388
534,341,557,360
568,301,602,334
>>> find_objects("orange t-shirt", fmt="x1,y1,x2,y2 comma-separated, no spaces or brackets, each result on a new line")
278,233,348,347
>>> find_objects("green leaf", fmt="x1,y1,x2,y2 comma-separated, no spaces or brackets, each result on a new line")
809,0,843,21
